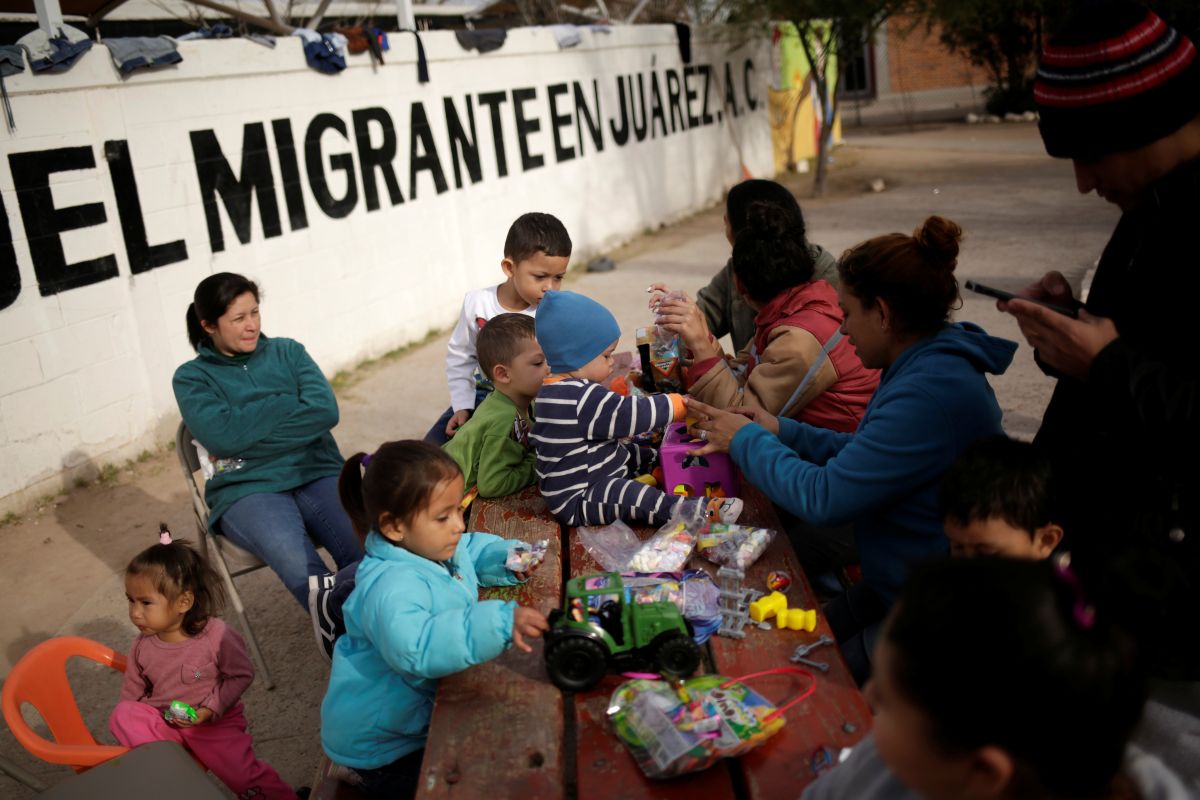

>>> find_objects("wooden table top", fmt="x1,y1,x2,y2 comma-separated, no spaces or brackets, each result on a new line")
417,484,872,799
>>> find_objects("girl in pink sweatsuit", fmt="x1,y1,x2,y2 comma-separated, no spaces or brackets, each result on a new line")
109,532,296,799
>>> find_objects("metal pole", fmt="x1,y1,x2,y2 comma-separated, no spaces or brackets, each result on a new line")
33,0,64,35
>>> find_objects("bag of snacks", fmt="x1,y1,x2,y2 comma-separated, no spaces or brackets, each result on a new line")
607,667,815,778
696,524,776,570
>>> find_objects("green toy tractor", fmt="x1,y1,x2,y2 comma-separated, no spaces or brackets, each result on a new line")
544,572,702,692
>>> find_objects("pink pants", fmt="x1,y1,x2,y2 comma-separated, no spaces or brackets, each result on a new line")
109,700,294,799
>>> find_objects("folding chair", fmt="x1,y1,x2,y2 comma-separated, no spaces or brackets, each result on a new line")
2,636,129,772
174,421,276,689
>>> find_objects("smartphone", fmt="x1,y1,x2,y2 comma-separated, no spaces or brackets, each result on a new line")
964,279,1078,318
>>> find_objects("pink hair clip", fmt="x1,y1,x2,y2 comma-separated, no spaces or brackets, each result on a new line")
159,522,172,546
1053,553,1095,630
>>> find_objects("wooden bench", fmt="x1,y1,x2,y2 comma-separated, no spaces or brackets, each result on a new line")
407,482,872,798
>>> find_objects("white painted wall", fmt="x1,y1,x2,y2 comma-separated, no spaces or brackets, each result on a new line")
0,25,772,510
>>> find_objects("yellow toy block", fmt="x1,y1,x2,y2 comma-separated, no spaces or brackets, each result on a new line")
777,607,817,632
634,473,657,487
749,591,788,623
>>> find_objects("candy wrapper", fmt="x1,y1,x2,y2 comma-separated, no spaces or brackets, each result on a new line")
164,700,198,724
578,520,643,572
506,539,549,572
697,524,776,570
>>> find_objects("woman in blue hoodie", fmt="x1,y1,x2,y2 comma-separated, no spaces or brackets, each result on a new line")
688,216,1016,684
173,273,362,656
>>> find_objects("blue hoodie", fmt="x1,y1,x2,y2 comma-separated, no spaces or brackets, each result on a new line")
320,531,524,769
731,323,1016,603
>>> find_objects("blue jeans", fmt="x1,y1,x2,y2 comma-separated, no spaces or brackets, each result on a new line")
219,476,363,607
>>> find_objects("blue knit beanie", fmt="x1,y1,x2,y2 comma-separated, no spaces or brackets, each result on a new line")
535,290,621,373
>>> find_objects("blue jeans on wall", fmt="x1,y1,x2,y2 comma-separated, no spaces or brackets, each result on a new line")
219,475,363,607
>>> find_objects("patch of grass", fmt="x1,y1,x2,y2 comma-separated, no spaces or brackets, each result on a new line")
1,511,21,527
74,476,90,489
137,449,154,463
98,463,120,485
330,327,446,395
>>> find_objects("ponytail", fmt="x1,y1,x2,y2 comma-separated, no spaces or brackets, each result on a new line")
338,453,371,541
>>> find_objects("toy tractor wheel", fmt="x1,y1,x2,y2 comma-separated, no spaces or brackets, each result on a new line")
546,636,608,692
654,634,702,678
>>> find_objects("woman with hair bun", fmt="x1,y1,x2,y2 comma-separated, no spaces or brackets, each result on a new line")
656,185,877,434
689,217,1017,684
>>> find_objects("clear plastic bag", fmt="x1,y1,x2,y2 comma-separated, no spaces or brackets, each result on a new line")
627,517,697,573
621,570,721,641
696,524,776,570
577,520,643,572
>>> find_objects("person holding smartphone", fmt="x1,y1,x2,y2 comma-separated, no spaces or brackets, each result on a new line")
998,2,1200,687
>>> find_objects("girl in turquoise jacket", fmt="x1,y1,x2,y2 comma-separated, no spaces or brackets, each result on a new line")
689,217,1017,685
320,441,549,799
173,273,361,655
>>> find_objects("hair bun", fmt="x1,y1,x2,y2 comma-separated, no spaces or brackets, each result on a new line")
912,215,962,272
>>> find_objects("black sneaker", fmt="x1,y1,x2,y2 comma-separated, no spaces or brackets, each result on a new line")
308,574,338,662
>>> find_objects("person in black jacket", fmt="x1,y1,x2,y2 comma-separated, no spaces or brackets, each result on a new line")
1001,2,1200,682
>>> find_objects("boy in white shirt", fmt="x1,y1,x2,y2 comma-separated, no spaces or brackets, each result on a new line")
425,212,571,444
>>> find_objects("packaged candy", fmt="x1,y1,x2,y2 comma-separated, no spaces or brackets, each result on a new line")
766,570,792,592
506,539,549,572
636,326,684,394
628,521,696,573
697,524,776,570
607,667,814,778
164,700,198,724
621,570,721,642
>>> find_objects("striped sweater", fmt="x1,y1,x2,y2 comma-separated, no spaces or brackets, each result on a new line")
531,378,685,519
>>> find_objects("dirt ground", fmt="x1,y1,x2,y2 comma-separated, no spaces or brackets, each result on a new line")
0,120,1117,796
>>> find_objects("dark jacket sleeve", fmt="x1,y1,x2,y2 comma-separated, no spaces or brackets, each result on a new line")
1089,337,1200,439
695,262,735,340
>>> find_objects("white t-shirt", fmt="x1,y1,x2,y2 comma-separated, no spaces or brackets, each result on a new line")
445,284,536,411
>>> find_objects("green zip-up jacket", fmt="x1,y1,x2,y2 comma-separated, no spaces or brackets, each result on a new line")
173,335,345,530
443,389,536,498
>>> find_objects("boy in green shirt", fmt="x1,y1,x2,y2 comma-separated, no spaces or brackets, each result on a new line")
444,314,548,497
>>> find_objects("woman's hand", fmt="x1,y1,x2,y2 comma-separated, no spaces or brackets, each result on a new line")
511,607,550,653
655,293,718,360
684,398,769,455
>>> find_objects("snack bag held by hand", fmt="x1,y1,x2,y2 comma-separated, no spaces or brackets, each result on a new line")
636,326,684,394
507,539,549,572
608,668,814,778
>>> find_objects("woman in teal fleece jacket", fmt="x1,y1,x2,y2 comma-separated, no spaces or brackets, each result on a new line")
321,442,547,799
690,218,1016,685
173,273,362,613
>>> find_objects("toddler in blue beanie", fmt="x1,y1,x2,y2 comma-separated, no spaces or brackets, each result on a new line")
532,290,743,527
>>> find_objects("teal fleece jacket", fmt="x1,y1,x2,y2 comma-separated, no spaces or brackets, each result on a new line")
731,323,1017,604
320,531,524,769
172,335,345,529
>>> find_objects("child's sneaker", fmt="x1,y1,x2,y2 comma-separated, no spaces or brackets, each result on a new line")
308,574,339,662
705,497,744,524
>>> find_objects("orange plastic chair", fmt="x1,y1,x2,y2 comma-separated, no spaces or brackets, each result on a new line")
2,636,130,772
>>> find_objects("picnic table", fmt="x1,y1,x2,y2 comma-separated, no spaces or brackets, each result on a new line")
416,483,872,799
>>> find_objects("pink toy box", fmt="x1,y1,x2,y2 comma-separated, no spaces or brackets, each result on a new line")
659,422,740,499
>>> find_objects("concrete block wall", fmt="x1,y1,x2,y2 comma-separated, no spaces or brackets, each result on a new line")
0,26,772,513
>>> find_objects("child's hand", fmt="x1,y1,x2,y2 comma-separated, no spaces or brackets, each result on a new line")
445,409,472,437
511,607,549,653
174,707,214,727
511,560,543,581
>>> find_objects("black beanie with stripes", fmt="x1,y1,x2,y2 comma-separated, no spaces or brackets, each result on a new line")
1034,2,1200,160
